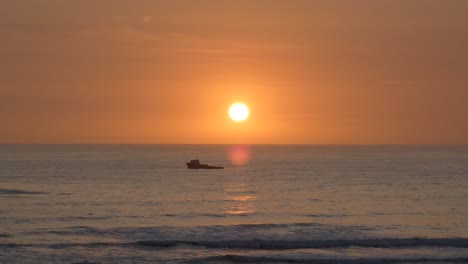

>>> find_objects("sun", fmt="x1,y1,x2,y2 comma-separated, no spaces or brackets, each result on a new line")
229,102,250,122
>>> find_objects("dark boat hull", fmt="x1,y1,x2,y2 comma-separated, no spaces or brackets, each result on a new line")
186,163,224,169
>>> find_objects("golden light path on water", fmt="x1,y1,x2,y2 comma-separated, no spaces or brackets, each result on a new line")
224,145,255,215
223,183,256,215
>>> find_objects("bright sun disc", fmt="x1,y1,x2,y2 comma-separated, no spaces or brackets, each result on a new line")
229,103,249,122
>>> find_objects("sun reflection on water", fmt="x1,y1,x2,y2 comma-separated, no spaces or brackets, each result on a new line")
227,145,251,166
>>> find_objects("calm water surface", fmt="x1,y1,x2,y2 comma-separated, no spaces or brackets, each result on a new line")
1,145,468,263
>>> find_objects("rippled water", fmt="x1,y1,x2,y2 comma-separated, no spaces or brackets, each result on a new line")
1,145,468,263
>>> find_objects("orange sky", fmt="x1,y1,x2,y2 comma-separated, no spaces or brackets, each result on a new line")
1,1,468,144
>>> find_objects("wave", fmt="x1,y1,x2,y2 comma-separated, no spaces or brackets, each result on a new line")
3,238,468,250
34,222,328,236
225,222,322,229
193,255,468,263
163,213,226,218
2,216,112,224
304,214,349,218
0,188,47,195
137,238,468,249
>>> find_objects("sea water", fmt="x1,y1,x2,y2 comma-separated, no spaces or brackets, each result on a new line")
1,145,467,263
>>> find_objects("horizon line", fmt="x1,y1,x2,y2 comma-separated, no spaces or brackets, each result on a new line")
1,143,467,146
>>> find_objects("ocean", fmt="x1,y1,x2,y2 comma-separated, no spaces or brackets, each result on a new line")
1,145,467,263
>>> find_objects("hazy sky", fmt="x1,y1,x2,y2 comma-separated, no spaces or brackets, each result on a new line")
1,0,468,144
